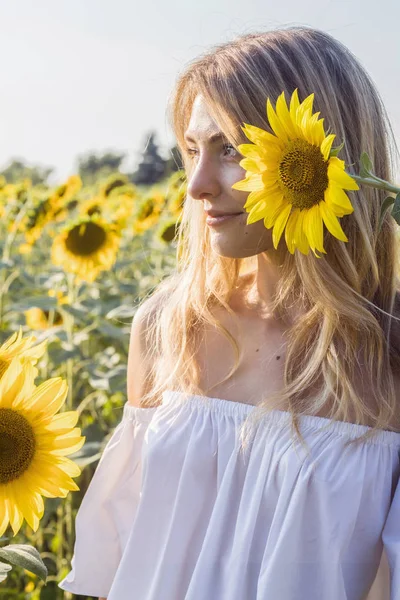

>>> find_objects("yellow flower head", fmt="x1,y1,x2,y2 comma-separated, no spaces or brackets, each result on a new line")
232,89,359,257
51,214,121,284
0,326,47,380
0,357,85,536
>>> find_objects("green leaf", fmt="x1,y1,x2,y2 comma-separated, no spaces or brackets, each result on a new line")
378,196,395,232
106,304,138,319
329,141,344,158
10,295,58,312
392,192,400,226
0,560,12,583
359,151,374,178
58,303,89,324
96,321,128,339
0,544,47,582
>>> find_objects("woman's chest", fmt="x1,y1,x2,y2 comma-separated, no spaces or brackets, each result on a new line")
194,311,288,407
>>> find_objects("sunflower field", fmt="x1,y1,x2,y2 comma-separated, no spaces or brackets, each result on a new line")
0,168,186,599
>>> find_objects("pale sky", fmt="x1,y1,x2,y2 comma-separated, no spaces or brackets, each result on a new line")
0,0,398,184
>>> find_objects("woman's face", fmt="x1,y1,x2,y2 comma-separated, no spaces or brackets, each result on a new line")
185,95,276,259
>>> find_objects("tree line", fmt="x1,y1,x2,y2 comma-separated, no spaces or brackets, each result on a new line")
0,130,183,186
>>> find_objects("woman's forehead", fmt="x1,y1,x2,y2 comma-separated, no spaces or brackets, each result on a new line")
185,96,220,138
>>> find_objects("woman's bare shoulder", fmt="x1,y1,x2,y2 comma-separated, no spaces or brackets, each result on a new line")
127,292,167,408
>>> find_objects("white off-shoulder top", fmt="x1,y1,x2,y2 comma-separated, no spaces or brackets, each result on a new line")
58,390,400,600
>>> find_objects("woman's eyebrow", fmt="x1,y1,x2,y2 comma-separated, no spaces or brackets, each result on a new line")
184,132,227,144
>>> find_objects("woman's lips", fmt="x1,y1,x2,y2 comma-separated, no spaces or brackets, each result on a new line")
206,213,244,226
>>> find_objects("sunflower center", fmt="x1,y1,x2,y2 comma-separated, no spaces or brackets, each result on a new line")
0,408,36,484
104,178,126,197
65,221,107,256
0,359,9,379
278,139,329,210
138,200,155,221
56,184,67,199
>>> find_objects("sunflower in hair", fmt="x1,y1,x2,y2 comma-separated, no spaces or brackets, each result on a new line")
232,88,359,257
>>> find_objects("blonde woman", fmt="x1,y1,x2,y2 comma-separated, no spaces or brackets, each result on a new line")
59,26,400,600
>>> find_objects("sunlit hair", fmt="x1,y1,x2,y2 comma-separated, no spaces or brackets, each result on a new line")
137,25,400,464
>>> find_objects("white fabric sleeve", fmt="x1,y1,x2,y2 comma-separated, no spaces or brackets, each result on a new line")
381,463,400,599
58,403,157,598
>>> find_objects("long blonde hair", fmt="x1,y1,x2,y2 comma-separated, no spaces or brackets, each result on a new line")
138,25,400,460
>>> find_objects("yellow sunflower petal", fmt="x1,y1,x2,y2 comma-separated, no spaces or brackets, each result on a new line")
295,93,315,127
0,493,9,537
303,204,326,254
243,186,281,210
325,182,354,216
0,329,20,353
13,480,42,532
0,358,27,409
247,201,269,224
263,196,289,229
42,410,79,431
319,200,348,242
328,158,359,190
284,208,301,254
275,91,298,139
46,432,85,454
313,119,327,147
289,88,300,122
295,210,311,255
301,111,321,145
232,174,264,192
237,143,281,162
272,203,292,249
56,458,82,478
320,133,336,161
19,339,48,361
267,97,289,142
237,144,266,159
7,490,24,535
241,123,284,150
239,157,267,173
27,378,68,418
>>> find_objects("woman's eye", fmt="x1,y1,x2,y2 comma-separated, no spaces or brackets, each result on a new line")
185,144,238,159
224,144,238,157
186,148,198,158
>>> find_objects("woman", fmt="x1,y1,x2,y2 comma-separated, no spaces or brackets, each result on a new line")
59,25,400,599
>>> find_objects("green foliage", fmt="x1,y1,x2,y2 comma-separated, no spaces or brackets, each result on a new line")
359,151,374,177
329,141,344,158
0,173,179,598
0,545,47,582
77,151,127,185
0,160,54,186
393,192,400,226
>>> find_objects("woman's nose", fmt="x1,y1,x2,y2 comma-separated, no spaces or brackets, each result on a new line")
186,156,222,201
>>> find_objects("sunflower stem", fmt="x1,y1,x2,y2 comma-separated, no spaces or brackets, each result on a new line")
350,174,400,195
62,273,77,596
0,187,34,328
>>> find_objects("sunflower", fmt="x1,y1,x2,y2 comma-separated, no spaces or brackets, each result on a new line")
49,175,82,209
0,326,47,380
155,216,181,244
24,291,68,330
51,214,121,284
132,194,163,235
21,193,54,244
0,357,85,536
99,173,132,199
232,89,359,257
79,195,105,218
